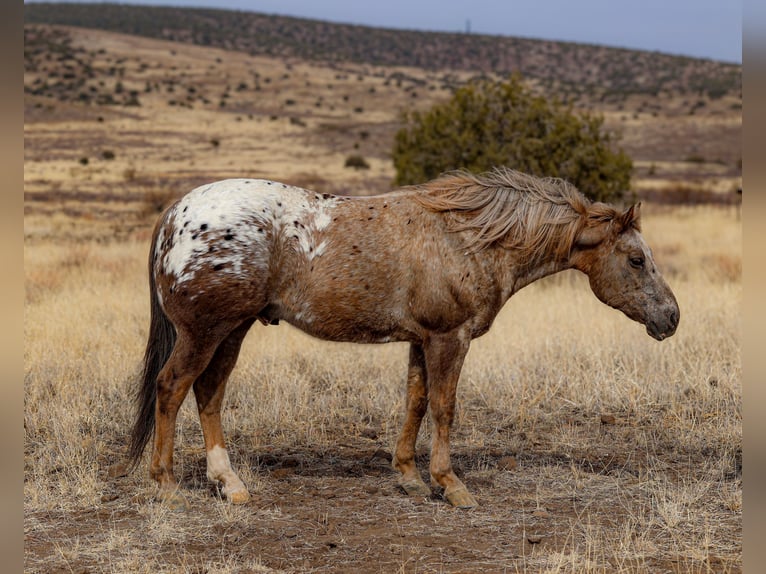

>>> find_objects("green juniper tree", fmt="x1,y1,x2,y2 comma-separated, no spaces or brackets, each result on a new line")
393,76,633,203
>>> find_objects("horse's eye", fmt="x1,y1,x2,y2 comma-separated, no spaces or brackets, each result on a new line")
629,256,645,269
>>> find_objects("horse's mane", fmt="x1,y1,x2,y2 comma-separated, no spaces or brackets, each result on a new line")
415,167,621,262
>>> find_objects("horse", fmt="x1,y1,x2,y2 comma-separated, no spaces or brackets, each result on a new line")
128,167,679,509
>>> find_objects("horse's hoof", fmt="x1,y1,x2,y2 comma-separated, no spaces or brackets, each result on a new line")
159,490,190,512
400,478,432,498
225,488,251,505
445,486,478,509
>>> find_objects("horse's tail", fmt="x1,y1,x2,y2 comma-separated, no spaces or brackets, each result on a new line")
127,216,177,470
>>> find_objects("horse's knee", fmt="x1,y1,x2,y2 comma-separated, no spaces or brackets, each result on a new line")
431,407,454,429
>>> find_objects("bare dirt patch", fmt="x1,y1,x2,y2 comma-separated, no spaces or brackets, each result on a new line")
25,411,741,573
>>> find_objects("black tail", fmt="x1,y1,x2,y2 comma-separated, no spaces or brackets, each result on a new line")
127,221,177,469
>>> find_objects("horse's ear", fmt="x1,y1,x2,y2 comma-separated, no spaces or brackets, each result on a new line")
620,203,641,231
575,202,615,248
575,221,609,248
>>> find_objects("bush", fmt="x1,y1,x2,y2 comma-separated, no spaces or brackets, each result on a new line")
344,154,370,170
392,76,633,203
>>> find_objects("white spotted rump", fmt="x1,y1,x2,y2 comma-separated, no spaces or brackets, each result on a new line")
155,179,337,286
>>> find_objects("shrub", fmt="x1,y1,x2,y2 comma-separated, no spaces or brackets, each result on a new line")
101,150,115,160
392,76,633,203
344,155,370,170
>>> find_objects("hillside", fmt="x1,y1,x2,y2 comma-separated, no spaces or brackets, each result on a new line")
24,18,741,242
25,2,741,107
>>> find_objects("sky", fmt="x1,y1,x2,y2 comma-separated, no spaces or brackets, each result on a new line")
25,0,743,63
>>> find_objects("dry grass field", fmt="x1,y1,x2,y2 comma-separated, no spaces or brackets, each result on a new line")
24,25,741,573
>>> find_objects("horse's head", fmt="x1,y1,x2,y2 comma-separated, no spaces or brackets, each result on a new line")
572,202,679,341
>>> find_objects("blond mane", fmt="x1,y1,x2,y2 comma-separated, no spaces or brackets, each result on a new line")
415,167,620,263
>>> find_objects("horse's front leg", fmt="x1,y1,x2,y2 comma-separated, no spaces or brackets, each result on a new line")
393,343,431,498
424,330,477,508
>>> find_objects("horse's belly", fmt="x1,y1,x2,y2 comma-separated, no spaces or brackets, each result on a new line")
293,323,399,344
281,307,411,344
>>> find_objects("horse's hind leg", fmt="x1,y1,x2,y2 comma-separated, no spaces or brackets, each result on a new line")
393,344,432,498
151,328,223,508
193,318,255,504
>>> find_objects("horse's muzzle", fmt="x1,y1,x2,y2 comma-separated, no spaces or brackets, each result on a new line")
646,306,679,341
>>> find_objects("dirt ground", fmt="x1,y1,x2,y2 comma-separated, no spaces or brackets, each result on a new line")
24,407,741,573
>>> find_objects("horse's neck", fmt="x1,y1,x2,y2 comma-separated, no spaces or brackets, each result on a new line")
517,260,571,290
491,249,574,301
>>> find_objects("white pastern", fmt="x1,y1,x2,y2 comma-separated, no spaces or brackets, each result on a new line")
206,445,246,493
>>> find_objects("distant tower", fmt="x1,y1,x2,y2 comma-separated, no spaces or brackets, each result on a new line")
465,19,471,34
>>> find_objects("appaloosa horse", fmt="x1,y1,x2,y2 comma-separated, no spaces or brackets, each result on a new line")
129,167,679,509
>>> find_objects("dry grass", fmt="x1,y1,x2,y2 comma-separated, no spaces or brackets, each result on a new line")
24,205,741,572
